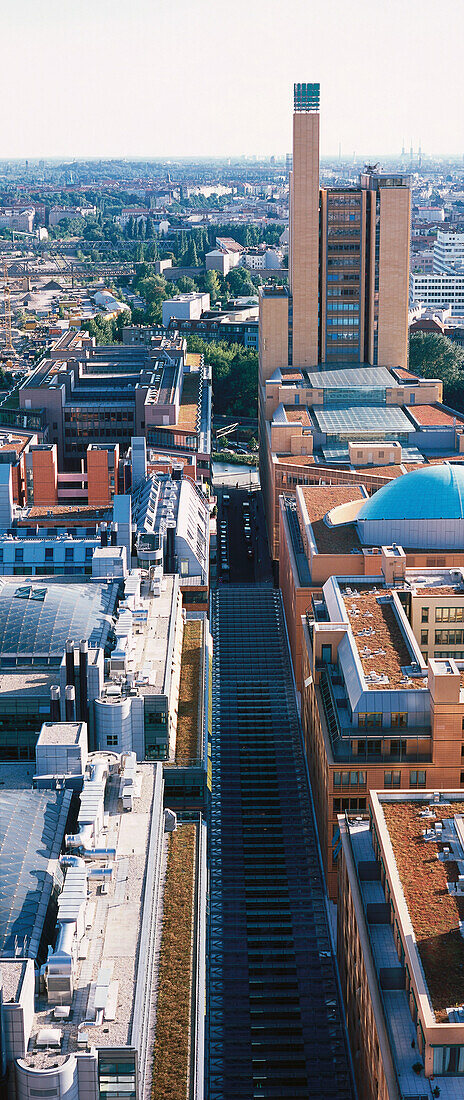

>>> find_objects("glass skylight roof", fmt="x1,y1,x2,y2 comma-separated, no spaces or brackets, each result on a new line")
307,366,395,388
313,405,413,435
0,580,117,660
0,788,72,957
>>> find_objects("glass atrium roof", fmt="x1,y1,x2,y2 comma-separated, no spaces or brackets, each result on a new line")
307,366,395,389
313,405,413,435
0,580,117,660
0,788,72,957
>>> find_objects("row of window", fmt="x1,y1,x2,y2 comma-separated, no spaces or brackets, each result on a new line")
333,771,366,788
435,630,464,645
0,546,93,564
421,605,464,623
358,712,408,729
327,303,360,312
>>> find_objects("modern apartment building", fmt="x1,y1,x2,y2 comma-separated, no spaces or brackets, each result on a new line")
259,82,412,560
300,556,464,898
338,789,464,1099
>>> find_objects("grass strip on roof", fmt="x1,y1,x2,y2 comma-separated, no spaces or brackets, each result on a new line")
176,620,202,764
151,823,196,1100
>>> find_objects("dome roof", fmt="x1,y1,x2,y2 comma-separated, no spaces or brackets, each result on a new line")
357,463,464,523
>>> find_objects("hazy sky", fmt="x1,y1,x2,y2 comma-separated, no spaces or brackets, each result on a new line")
1,0,462,159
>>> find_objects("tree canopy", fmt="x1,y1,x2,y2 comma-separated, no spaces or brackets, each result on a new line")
186,335,257,418
409,332,464,410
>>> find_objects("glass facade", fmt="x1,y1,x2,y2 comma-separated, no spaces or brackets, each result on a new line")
323,192,363,363
98,1054,137,1100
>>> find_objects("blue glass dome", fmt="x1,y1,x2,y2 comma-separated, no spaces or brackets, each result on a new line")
357,463,464,523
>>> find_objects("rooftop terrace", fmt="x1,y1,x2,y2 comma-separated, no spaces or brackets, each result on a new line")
344,592,414,689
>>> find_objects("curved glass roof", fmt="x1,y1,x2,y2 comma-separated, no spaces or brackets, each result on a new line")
0,580,117,660
357,462,464,523
0,788,72,958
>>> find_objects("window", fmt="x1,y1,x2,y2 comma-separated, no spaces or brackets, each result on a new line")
435,629,464,645
391,713,408,729
410,770,426,788
358,712,382,728
180,560,189,576
45,548,53,561
420,630,428,645
436,606,464,623
65,547,74,563
433,1045,464,1075
367,739,382,755
384,770,401,787
14,548,23,563
321,644,332,664
421,607,429,623
390,739,407,757
106,735,118,747
333,772,341,787
85,546,93,561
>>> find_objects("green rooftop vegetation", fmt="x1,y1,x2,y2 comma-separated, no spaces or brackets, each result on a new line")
151,823,196,1100
175,620,203,765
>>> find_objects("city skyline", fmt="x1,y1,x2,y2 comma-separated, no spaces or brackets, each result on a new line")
1,0,463,159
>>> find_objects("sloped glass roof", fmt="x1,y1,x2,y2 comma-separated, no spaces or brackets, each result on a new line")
0,788,72,957
0,580,117,660
313,405,412,434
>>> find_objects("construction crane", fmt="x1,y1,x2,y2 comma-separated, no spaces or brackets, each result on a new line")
1,262,15,360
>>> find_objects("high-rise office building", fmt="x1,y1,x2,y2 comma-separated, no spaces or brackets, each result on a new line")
259,82,412,559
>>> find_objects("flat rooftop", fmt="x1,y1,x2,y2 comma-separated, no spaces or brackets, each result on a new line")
1,958,28,1003
345,815,463,1099
36,722,85,746
178,372,201,433
409,404,464,427
343,591,414,689
99,576,177,703
175,619,203,764
300,485,364,554
381,797,464,1022
284,405,312,425
22,765,160,1066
